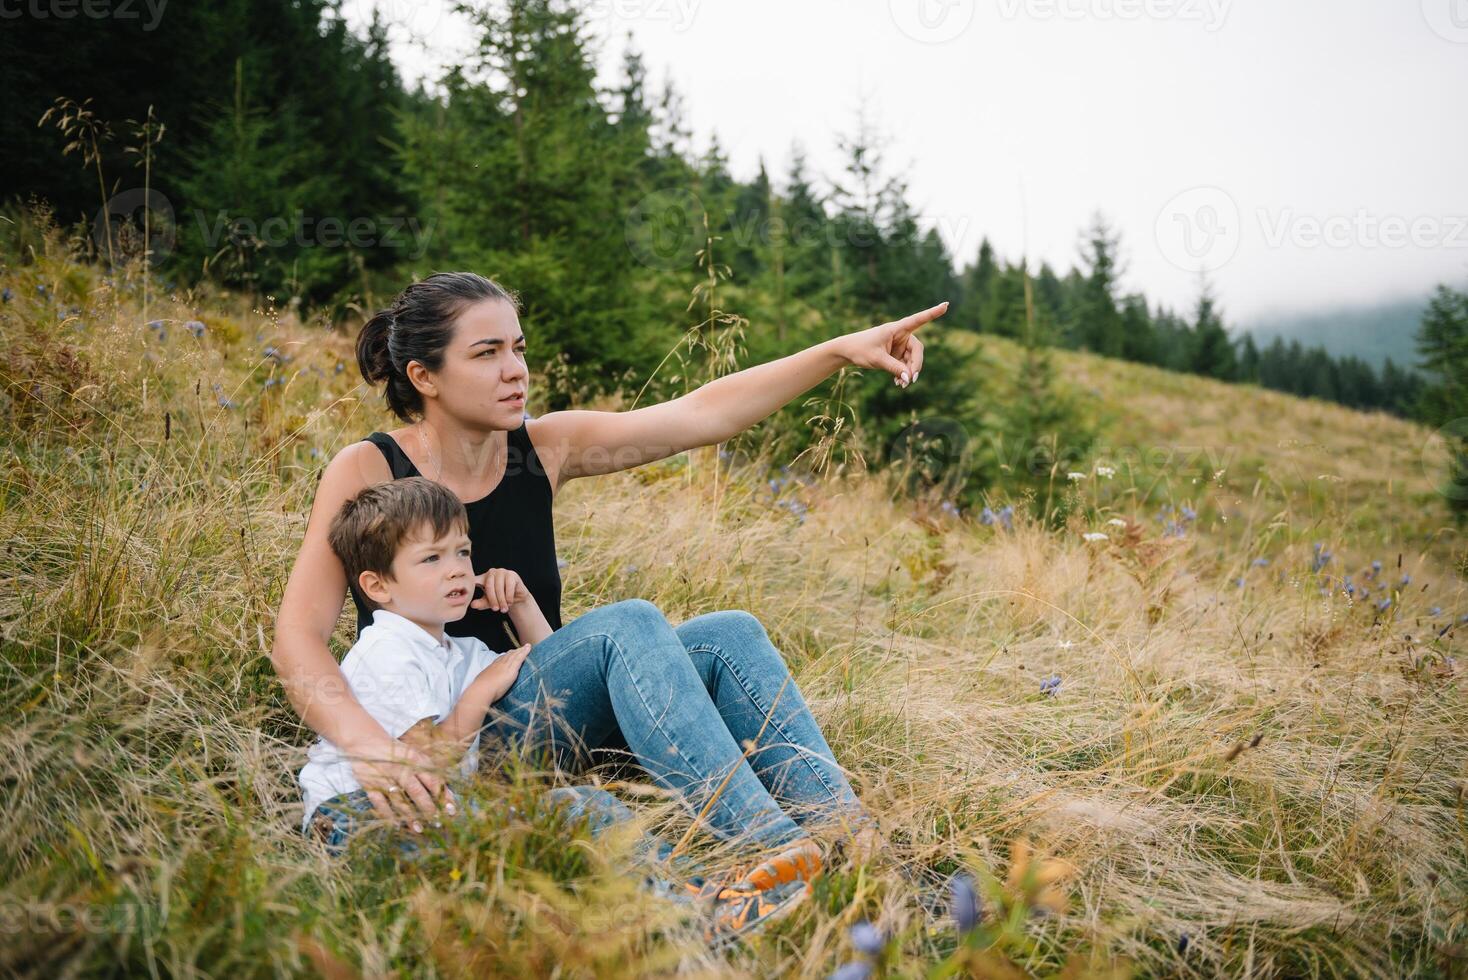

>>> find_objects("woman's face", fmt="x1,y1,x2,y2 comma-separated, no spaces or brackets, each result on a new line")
426,298,529,431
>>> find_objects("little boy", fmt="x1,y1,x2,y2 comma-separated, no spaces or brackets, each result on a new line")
297,475,810,945
298,476,550,843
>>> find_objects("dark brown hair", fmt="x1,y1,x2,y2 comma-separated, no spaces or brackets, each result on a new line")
328,477,469,610
356,271,520,422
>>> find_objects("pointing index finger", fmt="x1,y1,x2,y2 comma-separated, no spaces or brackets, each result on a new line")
894,301,950,334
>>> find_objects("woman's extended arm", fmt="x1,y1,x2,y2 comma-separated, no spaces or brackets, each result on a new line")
271,442,450,827
529,302,948,487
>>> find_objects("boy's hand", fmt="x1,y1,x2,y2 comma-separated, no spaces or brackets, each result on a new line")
471,567,530,613
476,642,532,703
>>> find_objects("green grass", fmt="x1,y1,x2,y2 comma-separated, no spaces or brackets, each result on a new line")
2,215,1466,976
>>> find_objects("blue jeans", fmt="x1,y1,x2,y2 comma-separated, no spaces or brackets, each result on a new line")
480,600,866,849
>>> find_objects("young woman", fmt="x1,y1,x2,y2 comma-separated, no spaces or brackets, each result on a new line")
270,271,946,871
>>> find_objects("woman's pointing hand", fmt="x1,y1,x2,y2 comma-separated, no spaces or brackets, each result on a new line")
836,301,948,388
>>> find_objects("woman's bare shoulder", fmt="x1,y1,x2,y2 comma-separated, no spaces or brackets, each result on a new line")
523,416,566,494
318,438,394,498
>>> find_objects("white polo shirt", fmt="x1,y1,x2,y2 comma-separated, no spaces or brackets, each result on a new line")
297,608,502,833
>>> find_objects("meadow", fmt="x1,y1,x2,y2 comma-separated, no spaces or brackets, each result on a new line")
2,220,1465,978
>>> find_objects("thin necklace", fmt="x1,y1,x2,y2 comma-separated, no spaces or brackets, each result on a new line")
416,420,444,482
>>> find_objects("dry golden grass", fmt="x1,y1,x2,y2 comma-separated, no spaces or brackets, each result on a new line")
2,221,1465,977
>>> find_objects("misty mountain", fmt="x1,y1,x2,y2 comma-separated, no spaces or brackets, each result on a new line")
1242,296,1429,371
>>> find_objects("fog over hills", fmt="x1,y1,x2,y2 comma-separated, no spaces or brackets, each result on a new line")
1242,294,1433,370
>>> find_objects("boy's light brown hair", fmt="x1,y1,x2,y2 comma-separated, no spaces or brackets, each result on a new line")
328,477,469,610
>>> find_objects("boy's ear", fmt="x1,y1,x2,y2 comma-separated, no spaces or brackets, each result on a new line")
358,569,393,605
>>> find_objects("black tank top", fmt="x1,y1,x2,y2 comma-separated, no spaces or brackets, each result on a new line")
349,422,564,652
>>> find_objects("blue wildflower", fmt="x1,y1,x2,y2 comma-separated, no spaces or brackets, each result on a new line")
1460,613,1468,624
1311,544,1333,572
998,505,1014,531
1177,932,1190,955
1233,578,1245,588
1040,673,1062,697
1377,598,1392,612
1429,606,1442,617
556,555,569,571
949,874,981,935
334,362,345,374
1400,573,1411,586
980,506,997,526
1251,558,1270,567
1,287,11,302
36,283,47,295
940,500,960,517
184,320,206,338
1180,505,1197,521
1370,560,1382,575
829,963,872,980
848,921,885,956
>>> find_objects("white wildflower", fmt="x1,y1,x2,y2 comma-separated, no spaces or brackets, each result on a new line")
1082,532,1109,542
1097,465,1115,479
1067,472,1086,482
1107,518,1127,527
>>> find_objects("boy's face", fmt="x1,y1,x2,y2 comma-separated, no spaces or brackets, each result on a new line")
357,521,475,632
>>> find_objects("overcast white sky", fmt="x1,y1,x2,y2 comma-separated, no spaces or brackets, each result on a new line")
346,0,1468,323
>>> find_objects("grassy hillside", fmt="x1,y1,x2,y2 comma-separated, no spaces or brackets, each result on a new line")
2,225,1466,978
